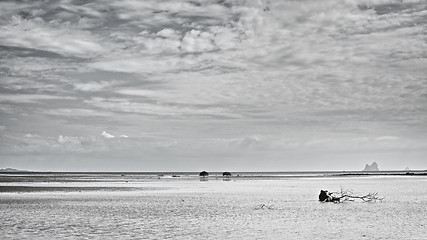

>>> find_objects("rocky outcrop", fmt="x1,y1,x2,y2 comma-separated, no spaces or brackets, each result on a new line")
363,162,379,171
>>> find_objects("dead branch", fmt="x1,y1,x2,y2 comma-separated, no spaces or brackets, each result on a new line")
320,187,384,203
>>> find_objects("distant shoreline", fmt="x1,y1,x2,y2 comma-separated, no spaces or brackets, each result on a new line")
1,171,425,193
1,170,426,176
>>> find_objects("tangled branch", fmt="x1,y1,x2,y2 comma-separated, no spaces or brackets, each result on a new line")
322,187,384,203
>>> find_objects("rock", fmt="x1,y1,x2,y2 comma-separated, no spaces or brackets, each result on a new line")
318,190,340,202
363,162,379,171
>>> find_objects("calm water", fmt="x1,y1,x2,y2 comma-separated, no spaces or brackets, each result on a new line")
0,174,426,239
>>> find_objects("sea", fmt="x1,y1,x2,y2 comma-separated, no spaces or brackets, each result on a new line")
0,171,426,239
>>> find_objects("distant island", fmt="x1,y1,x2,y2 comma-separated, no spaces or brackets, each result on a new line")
363,162,379,171
0,168,30,172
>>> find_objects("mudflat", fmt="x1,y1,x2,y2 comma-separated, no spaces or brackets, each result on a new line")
1,173,426,239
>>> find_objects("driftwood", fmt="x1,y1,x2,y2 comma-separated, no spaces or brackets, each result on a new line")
319,187,384,203
255,204,274,210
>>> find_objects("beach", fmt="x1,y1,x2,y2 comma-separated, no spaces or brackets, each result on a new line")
0,173,426,239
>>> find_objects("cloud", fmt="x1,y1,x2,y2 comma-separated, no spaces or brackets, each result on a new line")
181,29,216,53
90,56,182,73
42,108,111,117
0,94,75,103
3,132,140,154
0,16,104,57
376,136,399,141
84,97,241,118
156,28,181,39
137,29,182,54
24,133,38,138
110,0,230,23
101,131,115,139
73,81,118,92
231,136,262,148
116,89,164,98
57,135,81,145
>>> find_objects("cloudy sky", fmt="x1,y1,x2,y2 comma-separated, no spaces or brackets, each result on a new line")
0,0,426,172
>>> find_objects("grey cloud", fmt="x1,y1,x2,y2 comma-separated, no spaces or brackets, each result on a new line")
0,94,75,103
376,136,399,141
84,97,241,119
0,16,104,57
42,108,112,117
358,1,426,15
230,136,262,148
73,81,119,92
0,45,78,59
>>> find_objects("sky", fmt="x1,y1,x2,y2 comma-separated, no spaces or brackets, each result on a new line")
0,0,426,172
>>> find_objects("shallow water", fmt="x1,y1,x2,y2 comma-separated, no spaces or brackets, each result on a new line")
1,175,426,239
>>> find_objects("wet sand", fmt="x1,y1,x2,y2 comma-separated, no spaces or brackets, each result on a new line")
1,174,426,239
0,186,136,193
0,171,425,194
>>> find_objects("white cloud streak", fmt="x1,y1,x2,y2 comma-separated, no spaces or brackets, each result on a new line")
0,94,75,103
0,16,104,57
